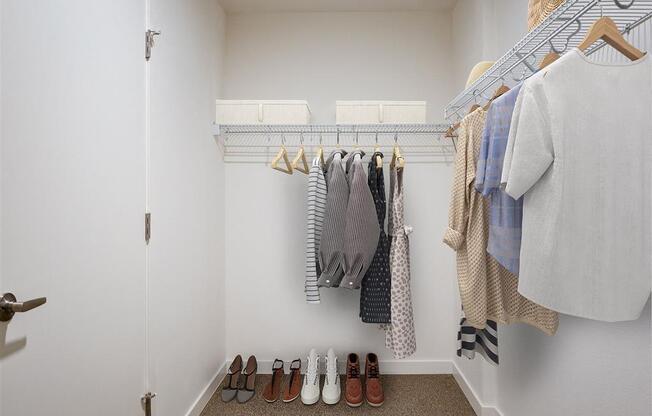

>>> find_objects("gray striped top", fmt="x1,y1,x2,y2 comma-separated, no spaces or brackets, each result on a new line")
304,157,327,303
340,150,380,289
317,150,348,288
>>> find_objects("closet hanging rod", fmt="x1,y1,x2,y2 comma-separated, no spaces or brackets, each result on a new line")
213,123,451,136
212,124,456,164
443,0,652,122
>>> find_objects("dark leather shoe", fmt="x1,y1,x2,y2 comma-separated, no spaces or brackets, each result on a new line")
345,353,363,407
365,353,384,407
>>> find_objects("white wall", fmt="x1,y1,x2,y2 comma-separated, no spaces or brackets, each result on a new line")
450,0,529,92
223,11,456,123
451,0,487,91
222,11,460,370
450,2,652,415
147,1,227,415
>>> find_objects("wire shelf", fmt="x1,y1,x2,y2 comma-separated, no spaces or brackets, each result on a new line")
213,123,456,164
444,0,652,121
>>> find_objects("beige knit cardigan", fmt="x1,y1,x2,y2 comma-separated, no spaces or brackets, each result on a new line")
443,108,559,336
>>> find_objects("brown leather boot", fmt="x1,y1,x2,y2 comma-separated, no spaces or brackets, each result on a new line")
365,353,384,407
345,353,363,407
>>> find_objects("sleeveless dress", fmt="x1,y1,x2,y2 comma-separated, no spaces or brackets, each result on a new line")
385,166,416,359
359,153,391,324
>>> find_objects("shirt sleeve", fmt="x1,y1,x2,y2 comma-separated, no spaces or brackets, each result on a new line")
504,81,554,199
501,85,526,187
443,119,471,251
474,107,493,195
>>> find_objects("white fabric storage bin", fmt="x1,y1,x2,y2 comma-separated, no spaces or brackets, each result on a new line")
216,100,311,124
335,101,427,124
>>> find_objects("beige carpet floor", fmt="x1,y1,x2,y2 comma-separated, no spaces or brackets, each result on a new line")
200,374,475,416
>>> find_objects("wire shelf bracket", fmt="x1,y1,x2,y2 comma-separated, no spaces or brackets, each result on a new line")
212,123,456,164
444,0,652,122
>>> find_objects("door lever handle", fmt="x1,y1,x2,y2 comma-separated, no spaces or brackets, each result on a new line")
0,293,47,322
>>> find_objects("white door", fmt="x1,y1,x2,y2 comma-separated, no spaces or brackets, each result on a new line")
0,1,147,415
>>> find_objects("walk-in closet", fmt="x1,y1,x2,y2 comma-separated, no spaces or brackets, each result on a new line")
0,1,651,415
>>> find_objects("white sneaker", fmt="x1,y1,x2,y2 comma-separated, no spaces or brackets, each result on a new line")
322,348,341,405
301,349,320,405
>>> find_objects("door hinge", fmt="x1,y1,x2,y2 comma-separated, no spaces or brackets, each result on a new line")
145,212,151,244
141,392,156,416
145,29,161,61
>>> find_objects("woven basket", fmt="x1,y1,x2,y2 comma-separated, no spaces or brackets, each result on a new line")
528,0,565,30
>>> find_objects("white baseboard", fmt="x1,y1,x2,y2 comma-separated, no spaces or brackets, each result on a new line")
452,362,503,416
185,362,227,416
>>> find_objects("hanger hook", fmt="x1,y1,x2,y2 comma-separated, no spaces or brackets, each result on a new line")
614,0,635,9
319,132,323,145
281,133,286,146
561,19,582,53
375,132,379,144
337,129,340,146
355,131,359,146
394,133,398,144
549,39,562,54
300,132,304,145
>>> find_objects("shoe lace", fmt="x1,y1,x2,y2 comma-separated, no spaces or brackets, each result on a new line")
307,357,318,385
368,363,379,379
348,365,360,379
327,357,338,385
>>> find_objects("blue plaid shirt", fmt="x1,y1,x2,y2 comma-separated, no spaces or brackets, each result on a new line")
475,84,523,276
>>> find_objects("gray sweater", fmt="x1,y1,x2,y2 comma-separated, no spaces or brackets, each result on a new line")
317,150,348,287
340,150,380,289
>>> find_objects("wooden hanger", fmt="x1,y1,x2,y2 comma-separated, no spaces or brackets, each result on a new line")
374,133,382,170
291,134,309,174
446,84,510,138
315,146,324,167
483,84,510,110
577,16,645,61
314,133,325,168
539,40,560,69
271,142,293,175
390,134,405,170
292,146,309,174
539,51,560,69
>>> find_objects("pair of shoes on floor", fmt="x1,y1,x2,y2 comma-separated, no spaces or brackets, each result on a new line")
301,348,340,405
221,355,257,403
345,352,384,408
263,358,303,403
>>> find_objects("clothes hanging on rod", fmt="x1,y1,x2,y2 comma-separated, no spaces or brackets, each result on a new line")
304,156,327,304
385,165,416,359
318,150,348,288
360,152,392,324
340,150,380,289
457,314,499,365
502,48,652,322
443,108,559,336
475,84,524,276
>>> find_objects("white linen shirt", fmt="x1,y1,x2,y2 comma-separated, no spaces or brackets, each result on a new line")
502,49,652,322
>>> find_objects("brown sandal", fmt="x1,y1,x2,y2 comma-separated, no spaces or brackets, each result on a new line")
221,355,242,402
282,359,302,403
237,355,258,403
263,359,284,403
